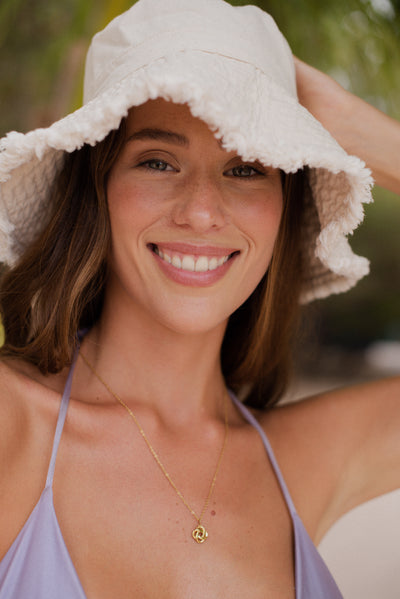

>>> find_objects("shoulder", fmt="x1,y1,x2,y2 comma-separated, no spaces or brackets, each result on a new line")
0,356,63,410
0,358,64,464
257,376,400,540
0,359,36,437
0,358,68,557
263,376,400,454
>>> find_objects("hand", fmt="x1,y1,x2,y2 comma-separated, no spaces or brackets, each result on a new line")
294,57,352,139
294,57,400,194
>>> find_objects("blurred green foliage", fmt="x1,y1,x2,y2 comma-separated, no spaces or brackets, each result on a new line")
0,0,399,354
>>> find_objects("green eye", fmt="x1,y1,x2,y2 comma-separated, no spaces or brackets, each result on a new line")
143,159,169,171
229,165,262,177
137,159,174,172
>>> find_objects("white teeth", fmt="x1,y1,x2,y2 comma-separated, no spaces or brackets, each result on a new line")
154,246,233,272
195,256,209,272
208,257,218,271
182,255,195,271
171,255,182,269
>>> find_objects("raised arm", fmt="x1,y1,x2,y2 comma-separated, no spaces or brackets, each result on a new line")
287,58,400,534
294,57,400,195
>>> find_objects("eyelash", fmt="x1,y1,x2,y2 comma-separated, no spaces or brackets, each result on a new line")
226,165,264,178
137,159,174,172
137,159,265,178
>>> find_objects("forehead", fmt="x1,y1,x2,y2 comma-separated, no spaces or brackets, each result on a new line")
125,98,222,144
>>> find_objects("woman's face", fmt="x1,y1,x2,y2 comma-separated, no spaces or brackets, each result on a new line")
106,99,283,335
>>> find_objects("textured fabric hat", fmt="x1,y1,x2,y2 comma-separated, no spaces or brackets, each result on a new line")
0,0,373,302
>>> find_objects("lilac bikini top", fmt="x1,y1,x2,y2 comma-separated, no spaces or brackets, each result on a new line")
0,352,343,598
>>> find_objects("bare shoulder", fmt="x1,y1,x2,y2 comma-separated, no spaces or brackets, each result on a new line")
262,375,400,453
0,356,61,416
0,358,68,557
0,357,63,476
256,376,400,541
0,358,36,439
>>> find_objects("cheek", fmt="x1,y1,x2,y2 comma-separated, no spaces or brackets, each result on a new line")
256,200,283,240
238,189,283,254
107,176,165,237
108,176,144,216
233,191,283,305
106,178,144,272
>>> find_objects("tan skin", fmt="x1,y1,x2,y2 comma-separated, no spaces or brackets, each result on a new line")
1,63,400,598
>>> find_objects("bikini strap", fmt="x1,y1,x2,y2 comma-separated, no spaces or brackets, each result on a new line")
45,347,80,488
229,391,298,516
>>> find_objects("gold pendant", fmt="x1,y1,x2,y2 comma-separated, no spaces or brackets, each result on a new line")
192,524,208,543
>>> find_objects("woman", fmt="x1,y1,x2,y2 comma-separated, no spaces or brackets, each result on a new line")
0,1,399,597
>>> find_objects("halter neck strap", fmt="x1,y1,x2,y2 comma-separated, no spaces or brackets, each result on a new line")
229,391,297,516
45,347,80,488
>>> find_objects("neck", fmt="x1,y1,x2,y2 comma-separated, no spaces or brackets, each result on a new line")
80,296,229,424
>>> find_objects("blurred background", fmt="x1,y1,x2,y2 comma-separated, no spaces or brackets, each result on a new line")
1,1,400,596
1,0,399,378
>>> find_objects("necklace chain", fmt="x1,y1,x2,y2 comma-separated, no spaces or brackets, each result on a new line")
80,352,229,543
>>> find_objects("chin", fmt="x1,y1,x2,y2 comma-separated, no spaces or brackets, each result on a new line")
158,309,228,337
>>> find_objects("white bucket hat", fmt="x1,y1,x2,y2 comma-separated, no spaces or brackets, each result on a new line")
0,0,373,302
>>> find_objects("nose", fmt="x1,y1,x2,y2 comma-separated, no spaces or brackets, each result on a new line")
171,175,228,232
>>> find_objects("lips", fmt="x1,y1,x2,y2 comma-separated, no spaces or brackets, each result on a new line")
154,247,231,272
148,242,239,281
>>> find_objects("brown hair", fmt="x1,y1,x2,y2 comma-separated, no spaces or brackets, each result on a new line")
0,123,304,409
0,123,125,372
222,171,305,408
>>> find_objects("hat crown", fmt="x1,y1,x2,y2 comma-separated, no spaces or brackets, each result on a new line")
83,0,296,104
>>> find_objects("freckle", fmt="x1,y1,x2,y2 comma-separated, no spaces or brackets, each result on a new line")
211,510,216,516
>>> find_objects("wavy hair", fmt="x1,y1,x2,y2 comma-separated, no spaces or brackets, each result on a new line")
0,121,305,408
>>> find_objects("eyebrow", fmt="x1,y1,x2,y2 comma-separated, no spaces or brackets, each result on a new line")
126,128,189,147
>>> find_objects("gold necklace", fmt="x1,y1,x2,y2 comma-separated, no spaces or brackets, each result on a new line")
80,352,229,543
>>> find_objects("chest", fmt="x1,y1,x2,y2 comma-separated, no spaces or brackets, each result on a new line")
54,426,296,599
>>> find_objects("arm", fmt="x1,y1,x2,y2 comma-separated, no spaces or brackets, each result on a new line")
263,377,400,542
291,60,400,533
294,57,400,195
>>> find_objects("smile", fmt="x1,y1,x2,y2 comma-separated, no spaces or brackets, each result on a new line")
148,242,239,286
152,245,232,272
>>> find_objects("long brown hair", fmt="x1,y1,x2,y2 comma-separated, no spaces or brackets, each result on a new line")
0,122,305,409
222,171,305,408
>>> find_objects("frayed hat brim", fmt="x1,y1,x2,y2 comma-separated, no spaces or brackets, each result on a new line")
0,40,373,302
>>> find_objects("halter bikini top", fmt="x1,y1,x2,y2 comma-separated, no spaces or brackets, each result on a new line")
0,353,343,598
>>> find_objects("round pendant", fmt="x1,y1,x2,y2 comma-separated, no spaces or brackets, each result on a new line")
192,524,208,543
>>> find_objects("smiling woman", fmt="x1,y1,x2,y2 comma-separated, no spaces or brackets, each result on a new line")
105,100,283,331
0,96,303,408
0,1,400,598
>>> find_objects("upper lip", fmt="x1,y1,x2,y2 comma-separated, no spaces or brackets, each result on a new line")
149,242,240,257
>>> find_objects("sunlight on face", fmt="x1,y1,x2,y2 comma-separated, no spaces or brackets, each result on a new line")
105,99,283,336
